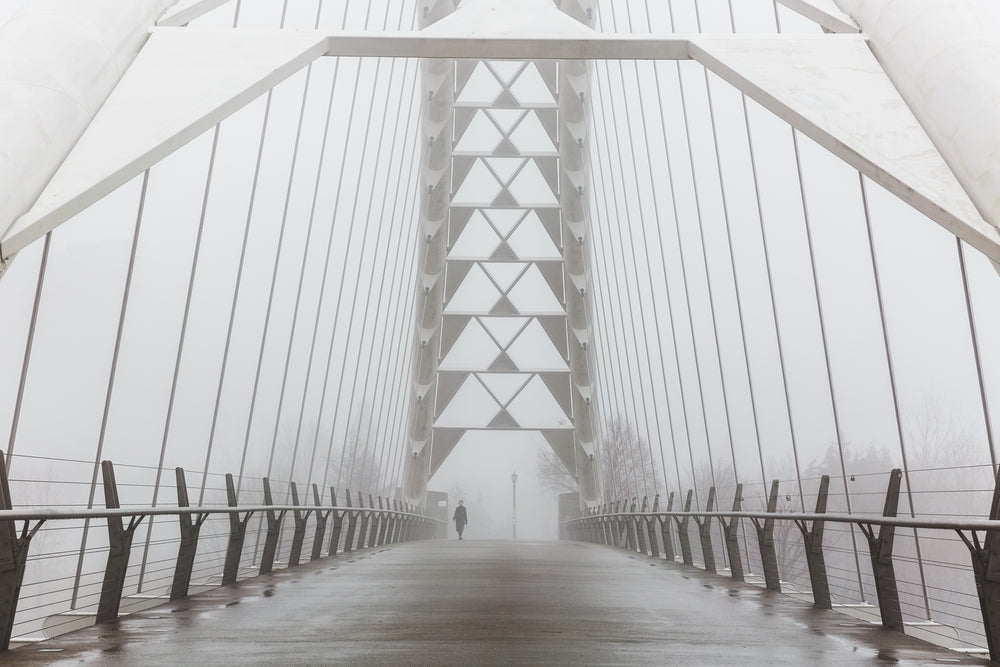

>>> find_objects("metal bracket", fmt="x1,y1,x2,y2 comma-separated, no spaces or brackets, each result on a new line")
287,482,313,567
329,488,345,556
259,478,287,575
659,492,676,562
170,467,208,600
749,480,781,592
310,484,331,561
793,475,831,609
718,484,744,582
672,490,694,566
97,461,145,623
223,473,253,585
0,455,43,650
693,487,717,573
857,468,903,630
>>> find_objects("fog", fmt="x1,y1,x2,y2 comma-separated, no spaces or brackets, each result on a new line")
2,2,1000,642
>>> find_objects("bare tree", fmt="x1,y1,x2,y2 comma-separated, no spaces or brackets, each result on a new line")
535,414,660,504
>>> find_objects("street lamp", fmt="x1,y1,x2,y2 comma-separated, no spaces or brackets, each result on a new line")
511,471,518,539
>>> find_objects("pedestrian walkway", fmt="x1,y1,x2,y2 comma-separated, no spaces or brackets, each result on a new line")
0,540,989,665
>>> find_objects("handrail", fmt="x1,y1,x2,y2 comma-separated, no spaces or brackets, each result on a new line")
0,506,444,522
560,469,1000,662
0,459,445,652
566,510,1000,532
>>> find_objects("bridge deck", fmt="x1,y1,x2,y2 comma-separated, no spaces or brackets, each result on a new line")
0,540,989,665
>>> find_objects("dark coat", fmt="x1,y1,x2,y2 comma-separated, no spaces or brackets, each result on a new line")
453,505,468,527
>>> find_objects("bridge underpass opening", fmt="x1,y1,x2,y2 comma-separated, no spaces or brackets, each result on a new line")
2,0,1000,660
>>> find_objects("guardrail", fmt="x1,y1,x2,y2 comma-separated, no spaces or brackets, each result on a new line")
562,469,1000,662
0,459,442,651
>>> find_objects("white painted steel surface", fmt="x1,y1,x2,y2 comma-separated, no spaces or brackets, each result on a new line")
0,0,178,269
0,29,328,259
690,34,1000,263
834,0,1000,238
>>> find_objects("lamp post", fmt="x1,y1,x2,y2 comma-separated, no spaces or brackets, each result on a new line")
511,471,518,539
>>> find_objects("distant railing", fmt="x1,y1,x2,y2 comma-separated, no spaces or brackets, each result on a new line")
561,469,1000,662
0,459,443,651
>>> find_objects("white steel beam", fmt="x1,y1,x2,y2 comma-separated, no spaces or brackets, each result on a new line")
0,29,328,261
834,0,1000,251
690,35,1000,264
157,0,234,27
0,0,179,275
776,0,859,33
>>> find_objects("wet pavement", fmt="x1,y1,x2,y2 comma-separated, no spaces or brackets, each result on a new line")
0,539,991,665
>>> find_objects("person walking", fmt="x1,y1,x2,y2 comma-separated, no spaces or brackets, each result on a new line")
453,500,468,540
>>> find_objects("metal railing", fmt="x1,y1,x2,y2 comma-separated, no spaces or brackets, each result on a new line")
0,459,443,651
561,469,1000,662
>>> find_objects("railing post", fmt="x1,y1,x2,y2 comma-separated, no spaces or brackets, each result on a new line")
223,473,252,585
343,490,358,552
626,498,639,551
694,487,717,573
961,468,1000,661
329,488,345,556
378,498,390,545
376,496,389,546
750,480,781,592
718,484,744,583
673,490,694,566
0,455,42,651
795,475,831,610
858,468,904,630
97,461,145,623
287,482,312,567
599,504,610,545
311,484,331,561
636,496,649,555
259,478,286,575
648,495,660,558
391,500,403,543
659,492,676,562
171,467,207,600
617,500,629,548
356,492,371,549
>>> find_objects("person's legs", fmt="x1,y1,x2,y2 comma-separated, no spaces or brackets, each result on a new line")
457,524,463,540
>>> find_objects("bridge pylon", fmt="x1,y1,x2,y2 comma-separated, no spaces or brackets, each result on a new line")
403,0,602,509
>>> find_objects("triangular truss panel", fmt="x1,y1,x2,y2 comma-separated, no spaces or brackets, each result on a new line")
404,3,602,506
